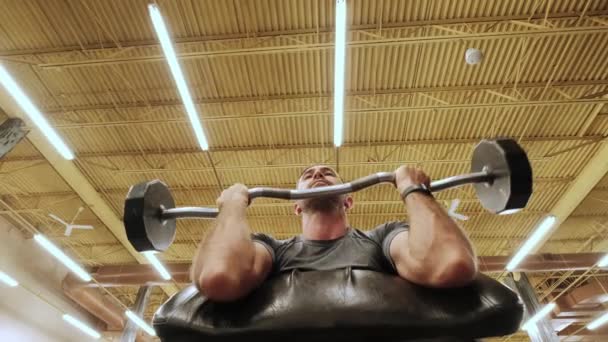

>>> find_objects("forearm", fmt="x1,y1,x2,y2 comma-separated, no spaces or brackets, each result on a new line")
393,166,477,287
404,193,476,265
191,203,256,284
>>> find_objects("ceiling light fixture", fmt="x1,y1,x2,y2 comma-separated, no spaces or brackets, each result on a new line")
62,314,101,339
506,215,557,271
142,251,171,280
597,254,608,268
333,0,347,147
587,312,608,330
34,234,91,282
0,270,19,287
148,4,209,150
125,310,156,336
0,64,74,160
521,303,556,331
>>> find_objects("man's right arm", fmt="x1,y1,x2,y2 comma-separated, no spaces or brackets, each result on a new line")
190,184,272,302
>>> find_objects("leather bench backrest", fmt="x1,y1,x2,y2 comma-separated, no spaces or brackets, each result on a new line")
154,269,523,342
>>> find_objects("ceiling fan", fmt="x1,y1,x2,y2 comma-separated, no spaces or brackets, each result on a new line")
49,207,94,236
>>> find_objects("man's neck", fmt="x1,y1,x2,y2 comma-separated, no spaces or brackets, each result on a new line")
301,210,349,240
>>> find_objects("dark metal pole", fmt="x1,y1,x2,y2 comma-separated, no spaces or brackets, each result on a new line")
121,285,153,342
504,273,558,342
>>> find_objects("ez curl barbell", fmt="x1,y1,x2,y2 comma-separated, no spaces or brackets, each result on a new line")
124,139,532,252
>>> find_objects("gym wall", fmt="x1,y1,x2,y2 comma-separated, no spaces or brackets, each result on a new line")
0,217,98,342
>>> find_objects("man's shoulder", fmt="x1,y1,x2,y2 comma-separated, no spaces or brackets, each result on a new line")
378,221,409,232
252,232,297,246
355,221,409,242
349,227,369,238
353,221,409,234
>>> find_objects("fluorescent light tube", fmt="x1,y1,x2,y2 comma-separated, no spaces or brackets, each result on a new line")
333,0,347,147
0,270,19,287
148,4,209,150
62,314,101,339
34,234,91,282
143,251,171,280
598,254,608,268
125,310,156,336
587,312,608,330
506,215,557,271
521,302,556,331
0,64,74,160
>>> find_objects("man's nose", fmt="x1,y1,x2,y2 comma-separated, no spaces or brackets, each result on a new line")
313,171,324,179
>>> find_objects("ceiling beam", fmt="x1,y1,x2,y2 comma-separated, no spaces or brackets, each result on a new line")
111,156,551,174
41,98,608,131
557,324,608,337
34,25,608,68
3,135,601,162
578,94,608,136
1,10,606,58
43,79,608,114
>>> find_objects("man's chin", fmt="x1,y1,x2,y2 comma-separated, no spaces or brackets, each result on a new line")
301,196,343,213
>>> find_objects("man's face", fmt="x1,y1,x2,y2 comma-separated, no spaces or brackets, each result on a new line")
297,165,341,190
295,165,352,215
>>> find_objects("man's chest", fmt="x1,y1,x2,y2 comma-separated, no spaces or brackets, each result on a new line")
275,238,392,273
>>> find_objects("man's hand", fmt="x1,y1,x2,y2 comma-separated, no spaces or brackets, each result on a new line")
394,166,431,195
217,184,249,210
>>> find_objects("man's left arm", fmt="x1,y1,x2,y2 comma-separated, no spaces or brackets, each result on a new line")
389,166,478,288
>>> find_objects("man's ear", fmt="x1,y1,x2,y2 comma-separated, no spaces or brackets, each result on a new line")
294,203,303,216
344,196,354,211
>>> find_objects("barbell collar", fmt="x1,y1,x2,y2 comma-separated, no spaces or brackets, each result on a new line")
429,170,494,192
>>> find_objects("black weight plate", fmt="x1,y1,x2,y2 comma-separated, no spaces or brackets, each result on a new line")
471,139,533,214
124,180,176,252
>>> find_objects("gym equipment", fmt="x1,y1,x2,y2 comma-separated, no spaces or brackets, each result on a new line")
124,138,533,252
153,269,524,341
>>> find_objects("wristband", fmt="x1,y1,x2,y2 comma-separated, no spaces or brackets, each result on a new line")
400,184,433,201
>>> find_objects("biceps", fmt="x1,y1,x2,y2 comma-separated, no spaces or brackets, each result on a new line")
388,231,428,284
250,242,273,286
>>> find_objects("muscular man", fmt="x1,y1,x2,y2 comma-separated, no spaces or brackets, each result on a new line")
191,165,478,301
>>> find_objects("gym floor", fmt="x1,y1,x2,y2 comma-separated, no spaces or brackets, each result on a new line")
0,0,607,341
